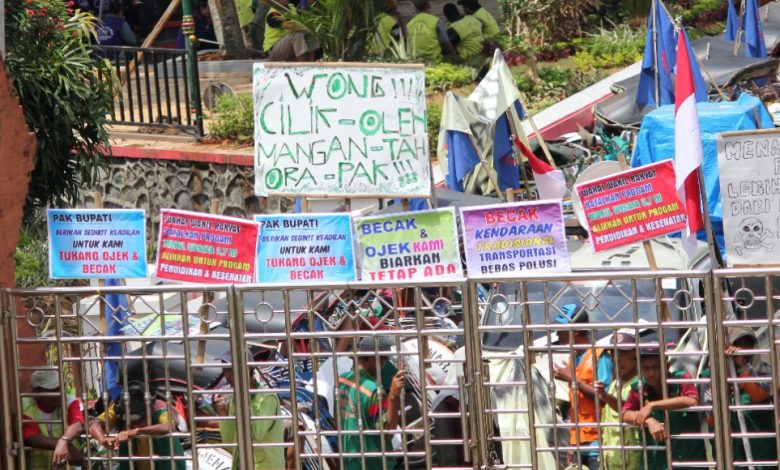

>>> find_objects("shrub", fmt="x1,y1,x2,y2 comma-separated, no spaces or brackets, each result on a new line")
572,22,644,70
425,63,477,94
427,102,443,157
6,0,114,210
513,67,606,114
208,94,254,143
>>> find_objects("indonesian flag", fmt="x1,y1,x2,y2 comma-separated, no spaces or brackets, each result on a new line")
674,29,705,257
512,135,567,200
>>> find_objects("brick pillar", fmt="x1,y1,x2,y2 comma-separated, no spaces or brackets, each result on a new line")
0,57,38,470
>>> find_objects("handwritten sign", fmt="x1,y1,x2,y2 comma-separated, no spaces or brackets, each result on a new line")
47,209,147,279
156,209,258,284
575,160,687,252
460,201,570,277
717,129,780,265
355,208,462,281
255,213,356,283
253,63,431,197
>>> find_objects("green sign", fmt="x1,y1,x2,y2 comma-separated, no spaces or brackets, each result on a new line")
355,208,463,282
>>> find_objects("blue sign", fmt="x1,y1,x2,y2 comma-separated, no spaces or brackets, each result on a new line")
255,213,356,283
48,209,148,279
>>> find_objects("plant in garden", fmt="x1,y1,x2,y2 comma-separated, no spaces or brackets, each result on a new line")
6,0,114,211
208,94,254,144
281,0,385,61
572,21,645,70
425,64,477,94
427,102,442,157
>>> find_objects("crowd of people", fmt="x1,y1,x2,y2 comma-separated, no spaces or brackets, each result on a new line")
18,299,780,469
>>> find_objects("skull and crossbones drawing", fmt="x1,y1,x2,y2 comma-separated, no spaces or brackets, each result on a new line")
734,217,774,255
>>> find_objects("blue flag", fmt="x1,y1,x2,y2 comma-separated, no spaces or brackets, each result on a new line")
745,0,767,58
103,278,129,401
725,0,740,41
492,99,526,191
445,130,481,192
636,0,677,108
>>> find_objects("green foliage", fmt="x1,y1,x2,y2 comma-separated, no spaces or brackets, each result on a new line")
425,64,477,94
514,67,605,114
679,0,723,23
282,0,385,61
498,0,600,48
208,94,254,143
572,22,644,70
6,0,114,210
426,102,442,157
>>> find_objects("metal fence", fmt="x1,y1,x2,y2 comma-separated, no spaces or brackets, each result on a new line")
94,45,204,137
2,270,780,469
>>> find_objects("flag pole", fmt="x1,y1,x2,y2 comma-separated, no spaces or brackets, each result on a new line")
466,133,506,201
652,0,661,107
504,109,534,200
696,168,723,268
734,0,745,55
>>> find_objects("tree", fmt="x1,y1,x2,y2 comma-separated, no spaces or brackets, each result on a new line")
5,0,114,210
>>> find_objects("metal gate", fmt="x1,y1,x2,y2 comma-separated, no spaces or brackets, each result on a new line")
3,271,780,469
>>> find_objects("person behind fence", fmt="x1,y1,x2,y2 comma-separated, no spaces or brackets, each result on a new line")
88,380,186,470
594,332,640,470
262,0,319,61
22,370,87,468
708,326,776,467
338,336,406,470
214,348,285,469
406,0,455,62
442,3,484,65
96,0,138,50
552,307,613,470
455,0,499,39
620,341,706,469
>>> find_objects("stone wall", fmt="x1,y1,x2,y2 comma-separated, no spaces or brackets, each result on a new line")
82,156,285,242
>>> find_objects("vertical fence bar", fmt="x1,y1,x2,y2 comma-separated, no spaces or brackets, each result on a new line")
0,290,15,469
189,46,204,137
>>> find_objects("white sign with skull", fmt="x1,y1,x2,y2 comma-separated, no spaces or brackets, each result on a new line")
717,129,780,265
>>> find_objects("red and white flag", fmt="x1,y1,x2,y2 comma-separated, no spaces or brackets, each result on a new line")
674,30,705,258
512,135,567,200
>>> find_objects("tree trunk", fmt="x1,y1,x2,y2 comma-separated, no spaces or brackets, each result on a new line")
218,0,250,59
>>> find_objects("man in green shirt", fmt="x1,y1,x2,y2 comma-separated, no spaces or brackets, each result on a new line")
443,2,484,64
406,0,454,61
368,0,404,57
456,0,499,39
215,349,285,470
338,336,406,470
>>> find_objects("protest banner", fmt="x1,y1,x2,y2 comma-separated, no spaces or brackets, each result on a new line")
717,128,780,265
47,209,147,279
460,200,570,277
255,213,356,283
354,208,462,282
575,160,687,252
156,209,258,284
253,63,431,197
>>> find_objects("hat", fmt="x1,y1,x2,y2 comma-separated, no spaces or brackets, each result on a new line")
358,336,394,353
611,332,637,350
728,326,757,345
555,303,587,325
31,370,60,390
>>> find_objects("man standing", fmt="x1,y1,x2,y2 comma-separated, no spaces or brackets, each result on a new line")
215,349,285,469
22,370,86,468
338,336,406,470
443,3,484,64
552,308,613,470
406,0,454,61
456,0,499,39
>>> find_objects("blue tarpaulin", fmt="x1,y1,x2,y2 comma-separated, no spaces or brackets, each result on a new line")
632,94,773,257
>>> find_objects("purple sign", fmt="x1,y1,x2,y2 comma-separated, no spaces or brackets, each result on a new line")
460,200,571,277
